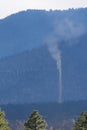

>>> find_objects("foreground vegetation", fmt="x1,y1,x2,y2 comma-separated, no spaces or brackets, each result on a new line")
0,109,10,130
0,108,87,130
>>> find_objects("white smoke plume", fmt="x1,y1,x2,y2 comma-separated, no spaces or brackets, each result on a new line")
46,19,86,103
55,19,85,44
46,36,62,103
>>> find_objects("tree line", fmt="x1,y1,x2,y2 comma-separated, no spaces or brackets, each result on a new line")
0,108,87,130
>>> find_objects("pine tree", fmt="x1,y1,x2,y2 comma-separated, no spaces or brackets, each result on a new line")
73,112,87,130
24,110,47,130
0,109,10,130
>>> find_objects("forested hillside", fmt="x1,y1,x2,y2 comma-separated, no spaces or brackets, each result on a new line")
0,8,87,103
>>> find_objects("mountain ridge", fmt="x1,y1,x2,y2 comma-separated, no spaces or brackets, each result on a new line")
0,8,87,103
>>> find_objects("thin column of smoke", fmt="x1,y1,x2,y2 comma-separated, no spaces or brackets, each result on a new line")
47,37,62,103
46,19,86,103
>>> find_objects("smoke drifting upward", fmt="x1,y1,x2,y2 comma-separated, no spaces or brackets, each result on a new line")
47,37,62,103
46,19,86,103
55,19,86,44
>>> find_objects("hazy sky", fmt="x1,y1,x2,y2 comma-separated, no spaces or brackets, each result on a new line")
0,0,87,19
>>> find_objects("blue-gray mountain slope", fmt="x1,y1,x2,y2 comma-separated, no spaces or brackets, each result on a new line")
0,9,87,103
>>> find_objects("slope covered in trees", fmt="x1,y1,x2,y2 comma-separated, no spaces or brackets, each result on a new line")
0,8,87,103
0,8,87,58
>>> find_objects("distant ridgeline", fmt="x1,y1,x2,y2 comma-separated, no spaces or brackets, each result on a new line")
0,8,87,104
